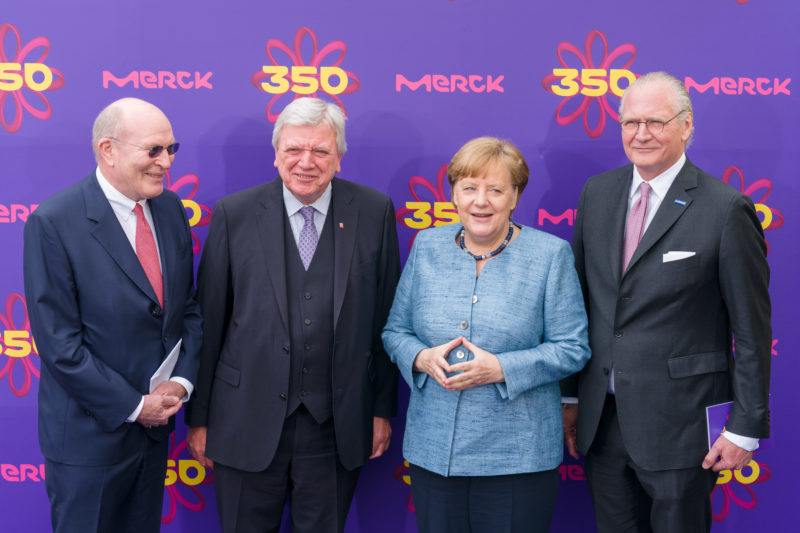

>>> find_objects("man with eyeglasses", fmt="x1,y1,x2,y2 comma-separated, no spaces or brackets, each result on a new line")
186,97,401,533
561,71,771,532
23,97,202,533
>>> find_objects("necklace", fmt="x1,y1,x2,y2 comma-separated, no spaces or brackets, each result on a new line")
459,221,516,261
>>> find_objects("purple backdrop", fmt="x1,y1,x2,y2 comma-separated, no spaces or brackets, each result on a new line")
1,1,797,531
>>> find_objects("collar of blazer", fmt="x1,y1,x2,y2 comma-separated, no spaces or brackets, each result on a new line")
84,172,172,308
620,159,696,279
254,177,359,333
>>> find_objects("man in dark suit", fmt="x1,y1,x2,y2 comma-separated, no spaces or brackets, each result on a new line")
186,97,401,533
24,97,203,533
561,72,771,533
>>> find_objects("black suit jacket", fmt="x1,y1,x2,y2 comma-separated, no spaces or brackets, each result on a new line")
562,158,771,471
186,177,401,471
24,172,202,466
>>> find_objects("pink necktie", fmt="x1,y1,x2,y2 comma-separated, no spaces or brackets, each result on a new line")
133,203,163,307
622,182,651,273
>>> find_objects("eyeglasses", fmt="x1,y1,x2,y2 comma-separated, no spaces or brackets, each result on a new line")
620,110,686,135
111,138,180,158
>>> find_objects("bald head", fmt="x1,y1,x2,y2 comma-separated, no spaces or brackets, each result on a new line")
93,98,176,201
92,98,171,161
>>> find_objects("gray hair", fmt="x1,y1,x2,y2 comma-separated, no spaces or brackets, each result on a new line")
619,71,694,148
272,97,347,155
92,102,124,162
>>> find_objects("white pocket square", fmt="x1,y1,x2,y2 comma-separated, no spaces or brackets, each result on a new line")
663,251,696,263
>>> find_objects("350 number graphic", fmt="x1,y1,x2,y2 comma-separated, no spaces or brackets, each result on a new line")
259,66,349,95
550,68,636,98
403,202,459,229
0,63,54,91
0,330,36,358
164,459,207,487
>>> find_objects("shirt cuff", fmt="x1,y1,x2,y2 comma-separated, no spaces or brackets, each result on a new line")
170,377,194,402
126,396,145,423
722,430,759,452
561,397,579,404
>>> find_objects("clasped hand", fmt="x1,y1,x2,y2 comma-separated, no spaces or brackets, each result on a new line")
413,337,504,391
136,381,185,428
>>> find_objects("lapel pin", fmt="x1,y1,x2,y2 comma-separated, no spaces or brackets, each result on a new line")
673,199,687,206
339,222,344,229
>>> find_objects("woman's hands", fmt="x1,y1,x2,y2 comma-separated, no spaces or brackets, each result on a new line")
444,338,504,390
412,337,504,390
413,337,464,387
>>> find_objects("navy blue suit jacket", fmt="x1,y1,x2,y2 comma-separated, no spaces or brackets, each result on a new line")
24,171,202,466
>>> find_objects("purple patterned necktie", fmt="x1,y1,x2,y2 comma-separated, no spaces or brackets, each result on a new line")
622,181,651,273
298,205,318,270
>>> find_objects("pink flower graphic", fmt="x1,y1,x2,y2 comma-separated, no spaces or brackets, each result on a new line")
721,165,783,254
162,433,214,524
395,164,455,250
251,27,361,123
164,170,212,255
0,23,65,133
541,30,636,138
711,461,771,521
0,293,40,397
392,460,414,512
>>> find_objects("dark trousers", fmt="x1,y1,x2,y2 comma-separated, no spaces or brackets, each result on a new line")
214,405,360,533
409,463,558,533
45,434,169,533
585,395,719,533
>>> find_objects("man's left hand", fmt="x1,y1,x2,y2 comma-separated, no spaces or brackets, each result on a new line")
370,416,392,459
702,434,754,472
153,380,187,400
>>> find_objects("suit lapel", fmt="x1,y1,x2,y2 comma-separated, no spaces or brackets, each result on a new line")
624,160,697,275
605,168,633,285
331,179,357,330
84,173,161,305
256,180,290,333
149,194,178,315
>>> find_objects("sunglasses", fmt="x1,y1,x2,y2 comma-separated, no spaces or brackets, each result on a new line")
111,138,180,158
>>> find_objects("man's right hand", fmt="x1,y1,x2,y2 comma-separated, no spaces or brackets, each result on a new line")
562,403,580,460
187,426,214,468
137,394,182,427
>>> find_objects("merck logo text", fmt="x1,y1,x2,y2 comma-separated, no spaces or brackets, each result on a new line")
396,74,504,93
685,77,790,96
103,71,213,90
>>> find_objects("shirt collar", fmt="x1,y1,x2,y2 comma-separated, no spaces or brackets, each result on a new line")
630,153,686,201
282,181,332,217
95,166,147,220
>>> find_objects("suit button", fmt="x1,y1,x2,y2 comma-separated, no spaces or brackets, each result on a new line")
460,320,469,330
301,390,308,397
472,295,478,304
150,304,162,317
456,350,465,359
305,343,311,351
603,368,610,375
304,292,312,300
303,367,309,374
163,336,168,343
304,318,312,326
279,393,286,400
282,346,290,354
614,330,623,338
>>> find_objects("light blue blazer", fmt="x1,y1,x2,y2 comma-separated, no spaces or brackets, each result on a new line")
382,224,590,476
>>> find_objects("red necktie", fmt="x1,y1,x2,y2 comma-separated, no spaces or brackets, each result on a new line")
622,182,651,273
133,203,163,307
